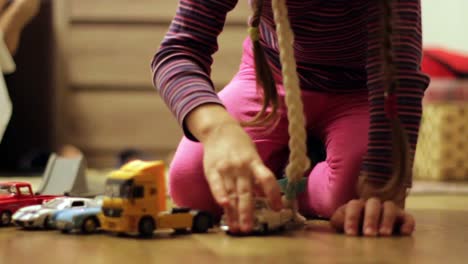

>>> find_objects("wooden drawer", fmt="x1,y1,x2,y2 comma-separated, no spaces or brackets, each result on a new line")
70,0,251,24
67,91,183,151
69,24,247,90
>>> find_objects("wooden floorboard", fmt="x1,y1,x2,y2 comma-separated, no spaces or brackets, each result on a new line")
0,208,467,264
1,175,467,263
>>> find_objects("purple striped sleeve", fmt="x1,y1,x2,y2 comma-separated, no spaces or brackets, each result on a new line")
362,0,430,187
151,0,239,141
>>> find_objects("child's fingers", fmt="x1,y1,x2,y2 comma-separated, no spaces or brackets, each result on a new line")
399,212,415,236
205,170,229,206
344,199,365,236
379,201,397,236
330,204,346,232
250,160,282,211
236,173,254,233
223,173,239,233
363,198,381,236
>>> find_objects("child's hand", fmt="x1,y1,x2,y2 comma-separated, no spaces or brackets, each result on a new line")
202,121,283,233
185,104,283,234
329,198,415,236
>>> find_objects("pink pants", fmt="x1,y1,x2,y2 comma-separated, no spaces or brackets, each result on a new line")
169,43,369,219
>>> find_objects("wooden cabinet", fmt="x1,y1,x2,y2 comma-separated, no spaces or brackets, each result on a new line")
69,0,250,23
62,0,251,167
69,24,247,90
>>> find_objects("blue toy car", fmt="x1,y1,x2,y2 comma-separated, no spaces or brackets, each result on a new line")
50,196,103,234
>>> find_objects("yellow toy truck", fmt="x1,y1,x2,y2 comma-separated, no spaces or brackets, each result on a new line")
100,160,213,237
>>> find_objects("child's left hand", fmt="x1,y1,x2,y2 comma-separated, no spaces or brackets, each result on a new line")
329,198,415,236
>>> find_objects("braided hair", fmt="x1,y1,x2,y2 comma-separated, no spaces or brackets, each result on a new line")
247,0,310,217
242,0,279,126
246,0,409,209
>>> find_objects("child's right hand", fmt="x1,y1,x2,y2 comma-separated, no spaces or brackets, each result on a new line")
186,104,283,233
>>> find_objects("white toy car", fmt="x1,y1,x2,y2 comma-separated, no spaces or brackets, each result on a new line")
12,197,97,229
220,198,294,234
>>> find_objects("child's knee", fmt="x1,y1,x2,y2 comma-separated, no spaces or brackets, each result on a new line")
324,158,364,216
168,165,222,216
168,164,200,204
305,151,364,218
325,191,355,217
329,154,363,194
328,145,366,181
304,189,352,218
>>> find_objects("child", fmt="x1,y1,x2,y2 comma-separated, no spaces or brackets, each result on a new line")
152,0,430,236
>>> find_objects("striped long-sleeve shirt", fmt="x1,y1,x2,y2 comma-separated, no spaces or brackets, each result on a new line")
151,0,430,185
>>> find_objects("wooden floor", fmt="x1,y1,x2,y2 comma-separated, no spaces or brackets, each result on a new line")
1,195,467,264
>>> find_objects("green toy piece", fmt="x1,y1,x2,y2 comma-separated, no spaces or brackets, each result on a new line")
277,177,308,200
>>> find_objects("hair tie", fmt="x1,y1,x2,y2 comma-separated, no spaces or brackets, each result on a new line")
248,27,260,42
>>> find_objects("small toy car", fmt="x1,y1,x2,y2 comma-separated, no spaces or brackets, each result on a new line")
220,197,294,235
0,181,59,226
12,197,96,229
50,196,104,234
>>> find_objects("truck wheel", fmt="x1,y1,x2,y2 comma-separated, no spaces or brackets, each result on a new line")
0,211,12,226
192,212,213,233
81,217,99,234
138,217,155,237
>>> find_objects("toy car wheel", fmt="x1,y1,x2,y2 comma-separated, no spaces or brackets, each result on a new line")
138,217,155,237
0,211,12,226
192,212,213,233
43,216,52,230
81,217,99,234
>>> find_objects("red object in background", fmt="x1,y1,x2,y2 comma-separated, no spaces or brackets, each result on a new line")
422,48,468,103
422,48,468,79
0,182,59,226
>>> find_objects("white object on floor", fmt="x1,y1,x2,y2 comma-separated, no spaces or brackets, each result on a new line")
37,153,89,196
0,31,15,142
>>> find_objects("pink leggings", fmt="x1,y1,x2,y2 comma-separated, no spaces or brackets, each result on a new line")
168,47,369,219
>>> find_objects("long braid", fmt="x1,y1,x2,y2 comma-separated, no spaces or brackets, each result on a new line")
358,0,411,201
271,0,310,217
242,0,279,127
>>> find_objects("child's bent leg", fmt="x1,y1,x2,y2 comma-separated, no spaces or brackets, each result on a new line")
299,93,369,218
169,76,290,217
168,138,221,214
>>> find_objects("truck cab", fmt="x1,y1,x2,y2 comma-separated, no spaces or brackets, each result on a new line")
100,160,213,237
100,160,165,234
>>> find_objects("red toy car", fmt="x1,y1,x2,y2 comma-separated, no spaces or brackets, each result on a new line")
0,181,59,226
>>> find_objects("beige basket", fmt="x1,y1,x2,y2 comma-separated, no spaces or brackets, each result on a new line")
413,101,468,181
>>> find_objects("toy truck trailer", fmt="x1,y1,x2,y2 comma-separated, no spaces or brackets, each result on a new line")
100,160,213,237
0,182,59,226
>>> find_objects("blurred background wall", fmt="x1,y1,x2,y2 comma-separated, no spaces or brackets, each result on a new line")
422,0,468,53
